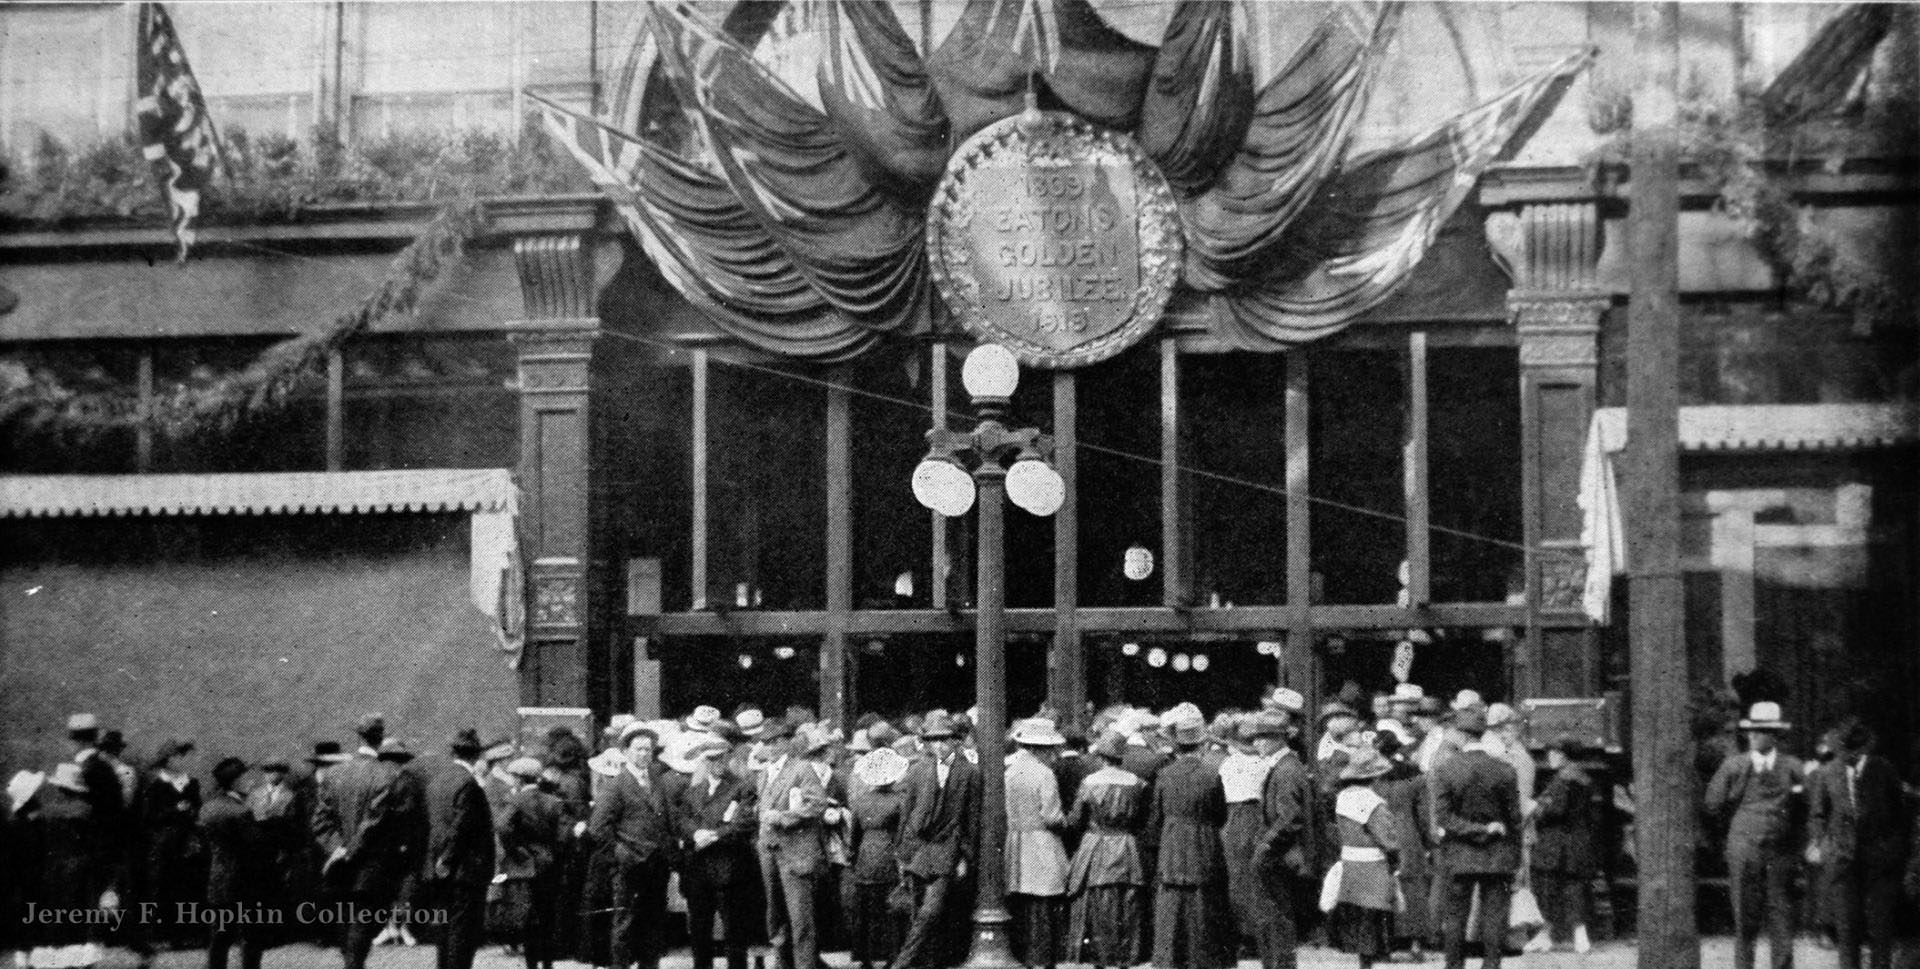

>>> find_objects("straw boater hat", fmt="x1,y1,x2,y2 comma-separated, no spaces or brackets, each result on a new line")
1267,688,1306,715
685,706,723,733
66,712,100,739
619,719,655,745
1486,703,1519,729
604,714,638,743
1009,718,1067,747
853,747,909,789
1160,702,1204,731
506,756,544,780
1738,702,1791,732
1451,690,1485,713
1339,747,1393,781
734,708,767,738
1389,683,1426,705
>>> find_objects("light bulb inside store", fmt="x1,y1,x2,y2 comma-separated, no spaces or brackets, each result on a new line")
737,654,753,669
961,343,1020,399
1172,653,1191,672
1006,458,1065,516
1192,654,1209,672
773,645,796,660
912,458,976,517
1121,641,1140,657
956,652,967,667
1147,647,1168,668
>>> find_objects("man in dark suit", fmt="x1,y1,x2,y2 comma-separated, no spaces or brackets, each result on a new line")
760,723,842,969
1704,702,1807,969
891,712,979,969
676,736,759,969
1432,709,1521,969
200,757,265,969
421,730,497,969
590,723,682,969
1253,702,1311,969
1808,720,1907,969
311,715,423,969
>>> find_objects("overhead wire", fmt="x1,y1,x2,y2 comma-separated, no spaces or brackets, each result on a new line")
204,229,1534,557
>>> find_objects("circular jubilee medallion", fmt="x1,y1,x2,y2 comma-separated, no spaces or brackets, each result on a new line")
927,105,1183,369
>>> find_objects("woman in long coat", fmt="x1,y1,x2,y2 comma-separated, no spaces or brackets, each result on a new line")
1148,722,1231,969
1005,720,1071,969
1066,733,1148,969
1529,736,1601,954
1373,730,1431,953
846,748,908,969
1325,749,1403,969
137,738,204,948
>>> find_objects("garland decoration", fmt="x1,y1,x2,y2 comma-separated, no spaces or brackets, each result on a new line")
0,199,490,444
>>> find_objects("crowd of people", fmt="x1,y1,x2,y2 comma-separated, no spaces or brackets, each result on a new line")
5,685,1919,969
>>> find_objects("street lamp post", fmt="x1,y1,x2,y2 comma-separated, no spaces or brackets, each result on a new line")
911,344,1064,969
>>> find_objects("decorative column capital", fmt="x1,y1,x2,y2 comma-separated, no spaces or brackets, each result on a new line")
1509,292,1608,368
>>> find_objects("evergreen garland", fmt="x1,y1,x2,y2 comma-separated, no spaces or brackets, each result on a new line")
0,199,490,446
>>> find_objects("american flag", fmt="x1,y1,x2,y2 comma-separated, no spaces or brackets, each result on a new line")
135,2,221,262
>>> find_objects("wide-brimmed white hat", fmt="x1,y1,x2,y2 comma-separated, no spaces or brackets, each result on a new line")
47,762,89,794
1009,718,1066,747
853,748,909,788
1739,702,1791,732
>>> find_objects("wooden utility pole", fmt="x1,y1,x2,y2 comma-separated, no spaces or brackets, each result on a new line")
1627,4,1698,966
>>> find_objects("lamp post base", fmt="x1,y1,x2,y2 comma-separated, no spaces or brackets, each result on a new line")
960,907,1022,969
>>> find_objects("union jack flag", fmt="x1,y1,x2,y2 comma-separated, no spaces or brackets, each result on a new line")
135,3,221,262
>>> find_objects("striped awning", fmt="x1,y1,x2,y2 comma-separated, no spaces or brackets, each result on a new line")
0,468,516,518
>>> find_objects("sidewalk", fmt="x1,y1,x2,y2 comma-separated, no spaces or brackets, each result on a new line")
86,939,1857,969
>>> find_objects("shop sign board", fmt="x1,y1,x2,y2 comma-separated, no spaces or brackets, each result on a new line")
928,106,1181,369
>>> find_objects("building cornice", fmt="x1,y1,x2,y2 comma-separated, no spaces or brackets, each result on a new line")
0,194,615,255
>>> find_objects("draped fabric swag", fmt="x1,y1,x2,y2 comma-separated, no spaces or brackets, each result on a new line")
537,0,1594,362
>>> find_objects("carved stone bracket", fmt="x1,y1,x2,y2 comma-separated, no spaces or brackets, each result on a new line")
513,234,600,323
1485,202,1603,292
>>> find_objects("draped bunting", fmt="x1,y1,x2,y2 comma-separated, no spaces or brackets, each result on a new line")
651,1,929,336
927,0,1157,139
534,0,1598,363
533,92,880,362
1182,2,1403,290
1207,48,1595,351
1139,0,1254,195
1762,3,1893,124
816,0,951,194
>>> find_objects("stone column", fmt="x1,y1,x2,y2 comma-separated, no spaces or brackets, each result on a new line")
510,233,611,711
1489,203,1609,698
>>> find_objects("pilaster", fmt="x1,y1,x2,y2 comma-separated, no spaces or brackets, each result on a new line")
1490,202,1609,698
510,233,612,713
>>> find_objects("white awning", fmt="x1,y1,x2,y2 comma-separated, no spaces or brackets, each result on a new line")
1587,403,1920,455
1578,403,1919,622
0,468,516,518
0,469,526,667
